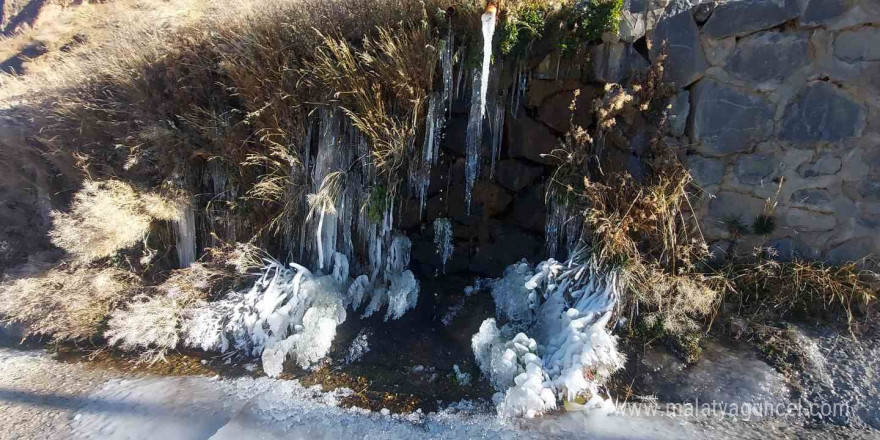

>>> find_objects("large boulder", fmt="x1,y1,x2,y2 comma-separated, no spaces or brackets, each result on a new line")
691,80,775,156
779,82,865,142
725,31,810,83
734,154,777,185
650,11,708,88
688,155,725,187
702,0,800,39
666,91,690,137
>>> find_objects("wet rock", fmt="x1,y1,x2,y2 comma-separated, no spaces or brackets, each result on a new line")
666,91,689,137
790,188,833,209
796,153,841,177
506,115,559,165
801,0,852,27
469,226,543,276
780,82,865,142
494,159,544,192
734,154,777,185
725,31,809,83
702,0,800,39
472,182,512,218
691,80,775,155
835,27,880,62
589,41,650,84
688,155,724,186
505,184,547,234
650,10,707,88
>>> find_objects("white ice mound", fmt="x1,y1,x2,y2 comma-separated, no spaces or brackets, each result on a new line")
473,252,625,418
183,238,419,377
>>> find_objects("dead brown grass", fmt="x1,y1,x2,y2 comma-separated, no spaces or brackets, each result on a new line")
0,263,139,342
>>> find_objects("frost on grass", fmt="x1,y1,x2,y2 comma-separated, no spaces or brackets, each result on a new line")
472,252,625,418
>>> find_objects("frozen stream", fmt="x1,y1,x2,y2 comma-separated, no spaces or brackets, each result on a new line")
0,347,874,439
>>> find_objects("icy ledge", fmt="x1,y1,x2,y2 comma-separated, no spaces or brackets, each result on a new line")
473,252,625,418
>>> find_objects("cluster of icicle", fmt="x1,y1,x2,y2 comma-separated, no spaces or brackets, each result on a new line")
472,251,625,418
183,236,418,377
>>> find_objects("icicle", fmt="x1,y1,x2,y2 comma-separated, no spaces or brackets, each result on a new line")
479,4,497,118
465,69,483,214
433,218,454,272
173,205,197,268
442,29,455,116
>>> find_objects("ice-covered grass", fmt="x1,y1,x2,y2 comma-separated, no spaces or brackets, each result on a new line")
473,252,625,418
180,236,419,376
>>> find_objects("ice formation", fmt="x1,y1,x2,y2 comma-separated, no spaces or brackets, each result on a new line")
479,5,497,119
173,205,197,268
472,252,625,418
465,69,483,213
181,240,418,377
433,217,454,271
344,329,371,364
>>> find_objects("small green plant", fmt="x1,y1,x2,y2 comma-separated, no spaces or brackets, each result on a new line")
752,214,776,235
723,215,750,238
567,0,624,43
365,185,388,224
499,3,550,55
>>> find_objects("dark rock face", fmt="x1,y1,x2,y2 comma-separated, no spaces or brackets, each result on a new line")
589,41,650,84
780,82,865,142
506,114,559,165
666,91,689,137
725,31,809,83
691,80,775,155
791,188,833,208
494,159,544,192
796,153,841,178
702,0,800,39
650,11,707,88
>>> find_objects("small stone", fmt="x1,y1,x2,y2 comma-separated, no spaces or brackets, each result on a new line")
796,153,841,178
835,27,880,62
801,0,851,27
735,154,777,185
691,79,775,155
703,0,800,39
688,155,724,186
650,11,708,88
790,188,833,208
780,82,865,142
725,31,810,83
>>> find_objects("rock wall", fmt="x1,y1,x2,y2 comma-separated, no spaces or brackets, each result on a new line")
406,0,880,278
655,0,880,262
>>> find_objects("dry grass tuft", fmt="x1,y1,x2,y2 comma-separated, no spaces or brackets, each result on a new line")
0,264,139,342
725,255,878,333
50,180,184,263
